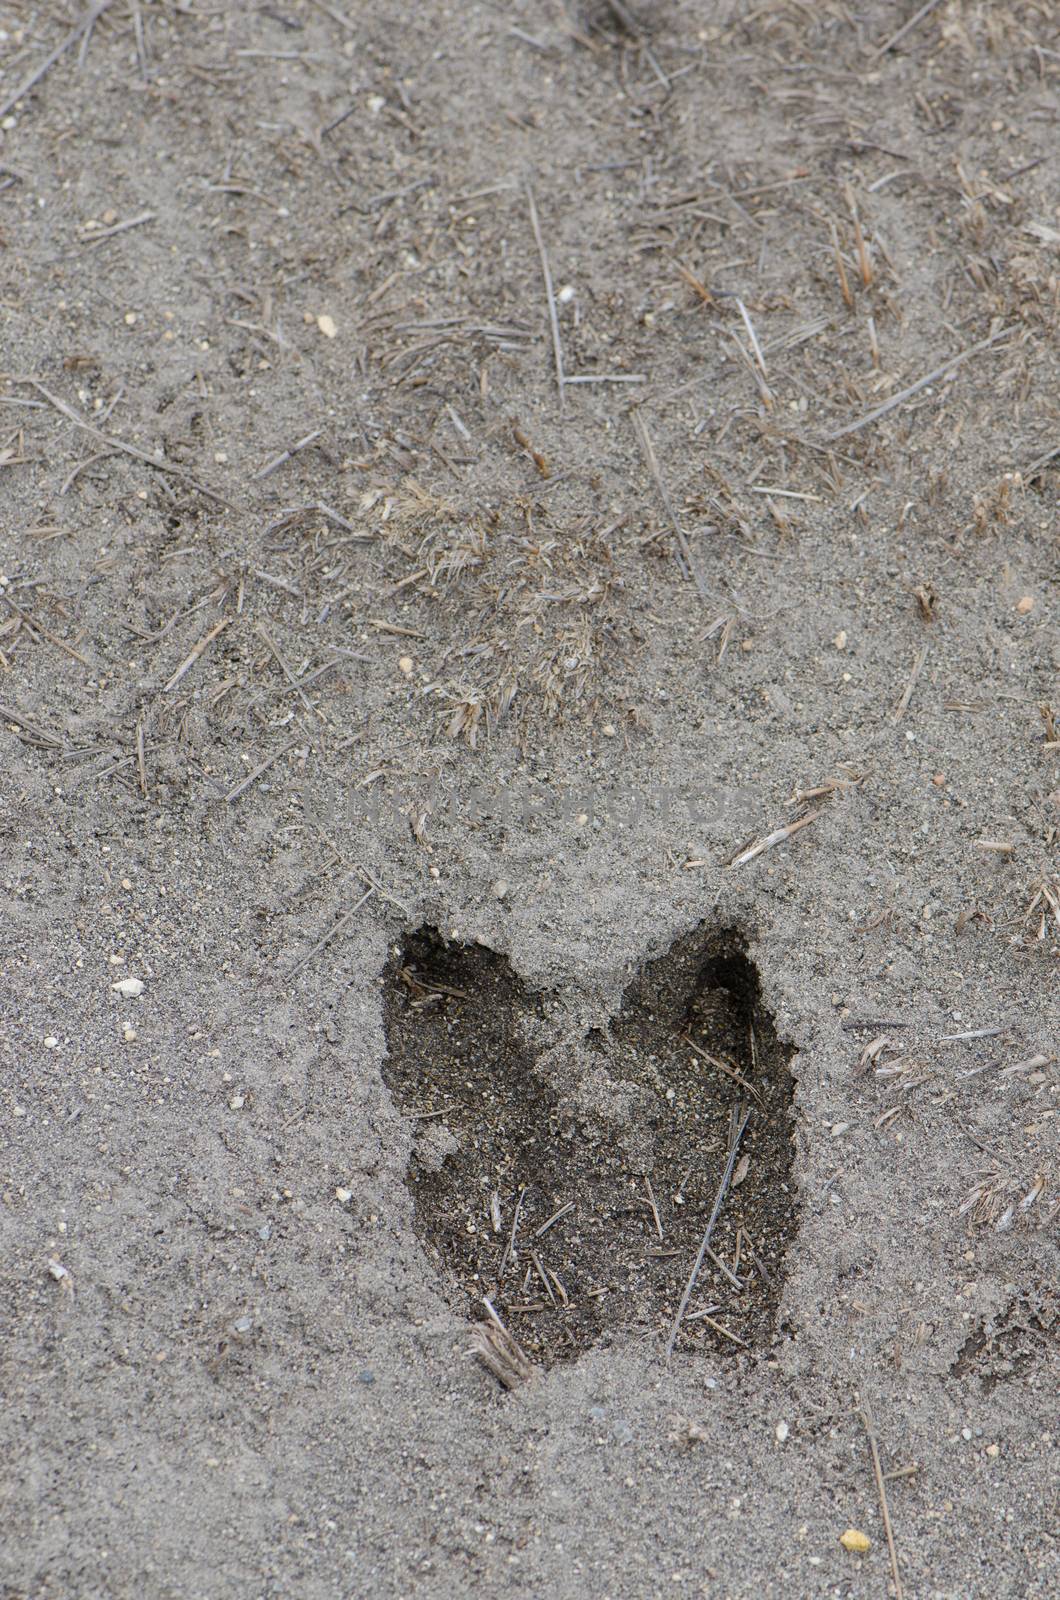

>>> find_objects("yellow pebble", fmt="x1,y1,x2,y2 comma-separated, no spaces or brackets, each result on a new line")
839,1529,871,1554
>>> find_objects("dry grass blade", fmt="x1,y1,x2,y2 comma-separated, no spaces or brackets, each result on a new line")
526,183,565,411
468,1309,536,1390
861,1407,905,1599
892,645,927,723
633,410,708,602
682,1033,764,1107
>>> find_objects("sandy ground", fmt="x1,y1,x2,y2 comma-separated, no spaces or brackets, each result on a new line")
1,2,1058,1596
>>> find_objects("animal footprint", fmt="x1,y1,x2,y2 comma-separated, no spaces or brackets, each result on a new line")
382,924,798,1362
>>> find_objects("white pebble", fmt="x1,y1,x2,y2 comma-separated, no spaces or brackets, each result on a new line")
775,1421,789,1443
111,977,144,998
44,1036,59,1049
335,1187,352,1204
229,1094,245,1110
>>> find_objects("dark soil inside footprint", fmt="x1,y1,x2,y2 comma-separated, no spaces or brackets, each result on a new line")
381,926,798,1364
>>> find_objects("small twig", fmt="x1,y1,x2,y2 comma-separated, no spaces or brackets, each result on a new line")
258,626,322,721
81,210,155,249
23,380,228,504
870,0,944,61
823,326,1016,441
0,1,115,121
526,183,565,412
633,410,708,602
533,1200,574,1239
59,450,116,494
735,299,768,376
288,889,375,976
704,1245,743,1291
499,1186,530,1279
686,1312,748,1348
564,373,646,385
0,593,90,667
251,430,322,482
261,502,368,539
226,739,297,804
665,1105,752,1360
162,617,229,692
861,1407,904,1600
727,807,822,869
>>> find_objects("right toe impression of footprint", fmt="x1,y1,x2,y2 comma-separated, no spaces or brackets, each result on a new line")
382,924,799,1372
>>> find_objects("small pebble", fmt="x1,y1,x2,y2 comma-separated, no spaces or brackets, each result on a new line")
775,1421,789,1443
335,1187,352,1204
124,312,137,326
229,1093,245,1110
317,314,337,339
834,630,847,649
840,1529,871,1554
123,1025,137,1042
44,1036,59,1049
493,880,508,899
985,1443,1000,1458
398,655,414,675
111,977,144,998
1015,595,1034,614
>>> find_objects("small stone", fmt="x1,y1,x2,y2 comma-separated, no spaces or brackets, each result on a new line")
839,1529,871,1554
111,977,144,998
356,1368,375,1384
123,1025,137,1042
601,723,616,737
228,1093,245,1110
398,655,414,675
1015,595,1034,614
493,880,508,899
317,314,337,339
44,1036,59,1049
985,1443,1000,1458
775,1421,789,1443
932,772,946,787
124,312,137,326
830,1122,850,1137
557,285,575,304
335,1187,353,1204
834,630,847,649
429,865,441,879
